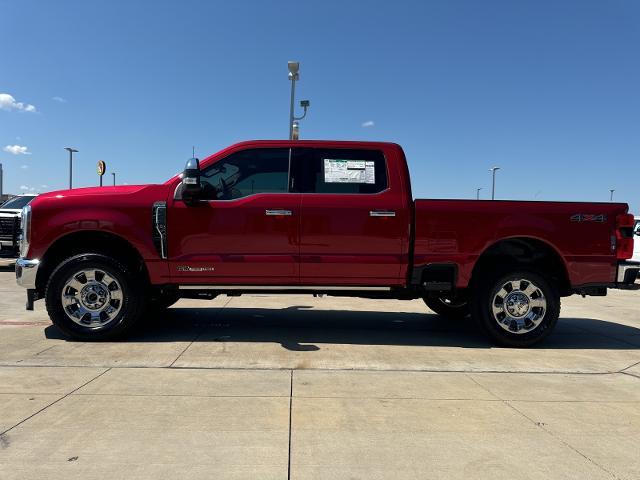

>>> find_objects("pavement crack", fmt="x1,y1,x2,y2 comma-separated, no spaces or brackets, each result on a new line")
618,359,640,374
0,367,112,438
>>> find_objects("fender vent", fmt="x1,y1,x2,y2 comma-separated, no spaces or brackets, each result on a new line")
152,202,167,259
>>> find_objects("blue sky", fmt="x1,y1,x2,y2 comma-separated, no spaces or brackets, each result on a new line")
1,0,639,212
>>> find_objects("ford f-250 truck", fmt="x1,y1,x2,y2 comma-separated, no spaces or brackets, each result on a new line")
15,141,639,346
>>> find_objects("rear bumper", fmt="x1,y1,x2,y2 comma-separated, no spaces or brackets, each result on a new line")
616,261,639,288
15,257,40,289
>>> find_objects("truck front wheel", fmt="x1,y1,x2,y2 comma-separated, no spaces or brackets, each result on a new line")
471,270,560,347
45,253,145,341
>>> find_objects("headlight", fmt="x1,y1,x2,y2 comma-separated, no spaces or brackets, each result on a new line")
19,204,31,258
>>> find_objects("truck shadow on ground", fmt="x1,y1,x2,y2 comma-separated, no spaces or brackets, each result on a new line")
44,304,640,350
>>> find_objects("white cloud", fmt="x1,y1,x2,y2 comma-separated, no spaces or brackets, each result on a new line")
361,120,375,128
3,145,31,155
21,165,28,169
52,96,66,103
0,93,37,112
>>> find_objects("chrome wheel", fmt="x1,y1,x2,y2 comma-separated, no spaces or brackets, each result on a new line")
491,278,546,334
60,268,123,327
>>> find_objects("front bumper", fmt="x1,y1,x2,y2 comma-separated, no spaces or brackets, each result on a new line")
616,261,640,288
15,257,40,289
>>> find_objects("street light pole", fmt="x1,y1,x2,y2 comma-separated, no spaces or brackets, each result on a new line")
287,61,310,140
610,189,615,202
490,167,500,200
288,61,298,140
112,172,116,186
64,147,78,189
476,187,482,200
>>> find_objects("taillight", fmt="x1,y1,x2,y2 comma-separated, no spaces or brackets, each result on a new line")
615,213,634,260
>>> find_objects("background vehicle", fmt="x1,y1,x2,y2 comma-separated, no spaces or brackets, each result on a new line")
0,194,37,258
633,216,640,263
14,141,639,346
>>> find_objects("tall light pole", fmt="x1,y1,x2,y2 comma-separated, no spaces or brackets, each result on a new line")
490,167,500,200
64,147,78,189
288,61,310,140
0,163,3,199
476,187,482,200
610,189,615,201
112,172,116,186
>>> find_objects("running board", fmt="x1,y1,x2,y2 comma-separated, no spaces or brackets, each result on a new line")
178,285,391,291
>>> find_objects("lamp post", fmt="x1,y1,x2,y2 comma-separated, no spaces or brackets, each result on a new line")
610,189,615,202
112,172,116,186
476,187,482,200
64,147,78,189
288,61,310,140
489,167,500,200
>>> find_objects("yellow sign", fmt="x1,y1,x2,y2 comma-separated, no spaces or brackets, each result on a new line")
97,160,106,176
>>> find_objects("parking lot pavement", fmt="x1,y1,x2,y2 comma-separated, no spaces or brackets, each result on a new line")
1,268,639,479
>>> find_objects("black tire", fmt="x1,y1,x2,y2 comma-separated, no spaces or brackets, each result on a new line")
45,253,146,341
423,294,470,320
471,269,560,347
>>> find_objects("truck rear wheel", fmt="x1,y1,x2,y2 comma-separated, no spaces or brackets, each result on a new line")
423,294,469,320
471,270,560,347
45,253,145,341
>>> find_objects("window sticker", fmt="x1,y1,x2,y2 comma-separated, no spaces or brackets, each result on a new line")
323,159,375,184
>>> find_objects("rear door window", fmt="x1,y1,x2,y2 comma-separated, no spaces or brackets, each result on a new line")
292,148,387,194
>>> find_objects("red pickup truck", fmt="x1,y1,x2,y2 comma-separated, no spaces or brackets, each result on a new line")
15,140,639,346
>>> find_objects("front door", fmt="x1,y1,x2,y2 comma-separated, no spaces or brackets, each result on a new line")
168,147,300,285
293,147,408,286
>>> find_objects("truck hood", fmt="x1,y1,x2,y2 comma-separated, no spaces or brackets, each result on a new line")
30,184,172,212
37,185,151,199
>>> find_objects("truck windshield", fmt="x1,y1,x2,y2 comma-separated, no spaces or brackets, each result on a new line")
0,196,35,210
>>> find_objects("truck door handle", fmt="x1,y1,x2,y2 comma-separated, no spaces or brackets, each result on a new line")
369,210,396,217
265,209,292,216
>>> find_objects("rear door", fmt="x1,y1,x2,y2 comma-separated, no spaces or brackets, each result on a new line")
293,147,408,286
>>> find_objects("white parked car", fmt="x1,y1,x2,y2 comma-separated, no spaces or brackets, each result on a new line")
634,216,640,263
0,194,38,258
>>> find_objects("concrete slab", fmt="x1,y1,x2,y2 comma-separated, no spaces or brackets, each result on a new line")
511,400,640,480
80,367,291,397
294,370,494,399
170,296,640,373
470,372,640,402
0,394,290,478
291,397,612,479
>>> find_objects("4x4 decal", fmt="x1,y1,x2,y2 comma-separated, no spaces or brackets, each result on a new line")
570,214,607,222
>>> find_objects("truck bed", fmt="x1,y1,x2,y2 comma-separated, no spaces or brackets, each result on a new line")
413,199,629,288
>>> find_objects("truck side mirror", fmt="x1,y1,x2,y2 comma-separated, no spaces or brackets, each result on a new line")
182,157,202,203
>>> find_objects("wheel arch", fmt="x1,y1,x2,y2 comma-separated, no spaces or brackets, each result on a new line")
36,230,149,295
470,236,571,296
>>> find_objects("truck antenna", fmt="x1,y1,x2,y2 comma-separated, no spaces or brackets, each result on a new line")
192,146,195,158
